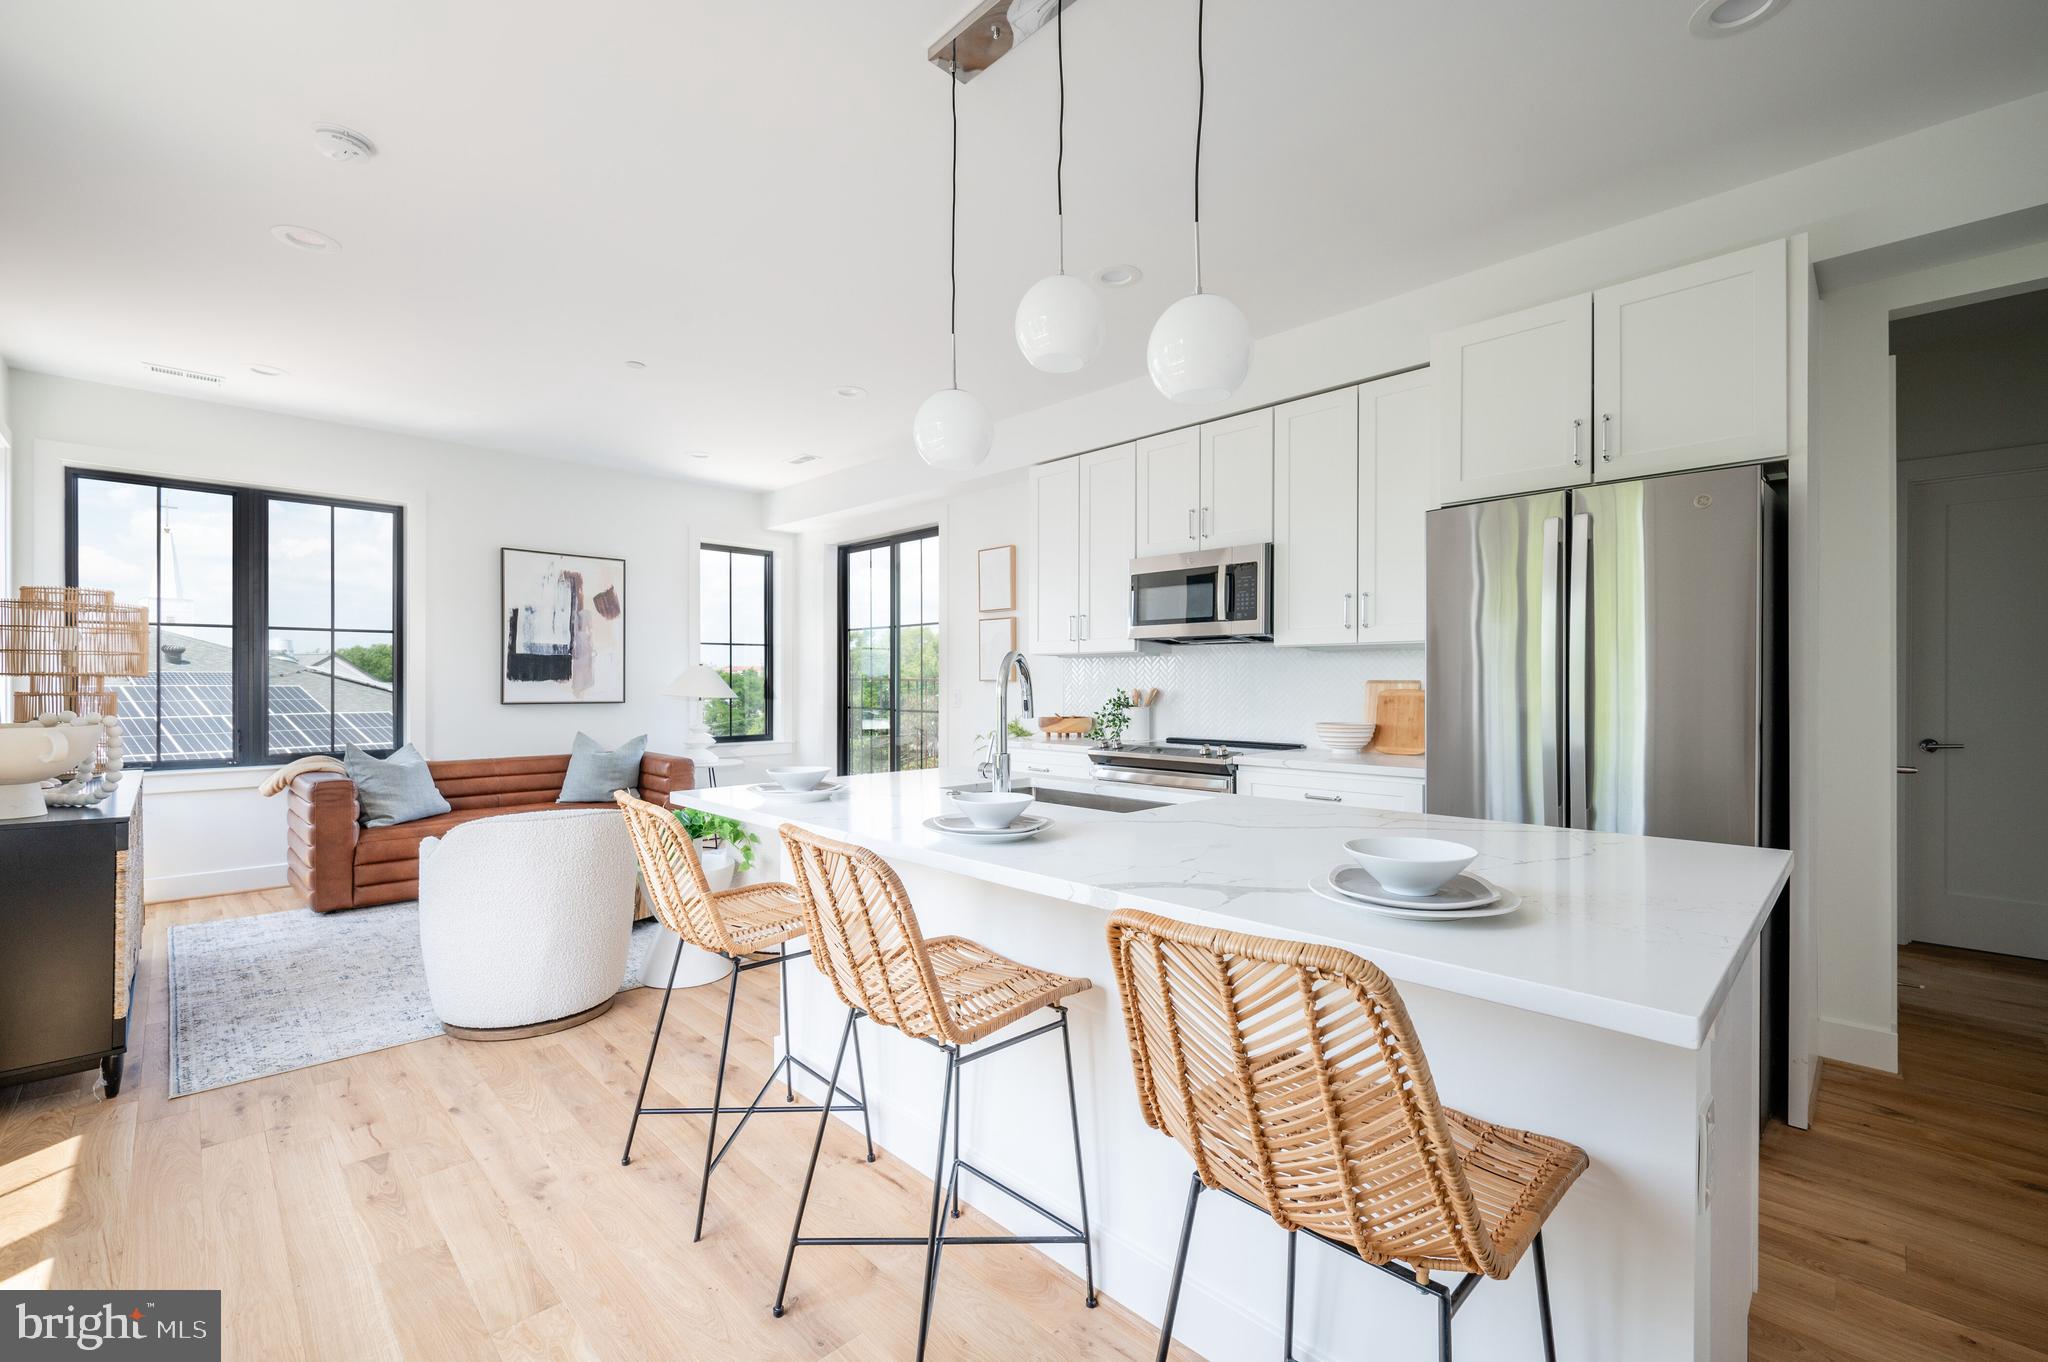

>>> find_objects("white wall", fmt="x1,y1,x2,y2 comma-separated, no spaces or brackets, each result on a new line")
7,370,791,899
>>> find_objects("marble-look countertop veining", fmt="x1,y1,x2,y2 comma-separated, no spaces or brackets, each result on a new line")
675,770,1790,1048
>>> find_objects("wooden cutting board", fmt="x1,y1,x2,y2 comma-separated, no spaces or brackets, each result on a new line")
1369,688,1425,755
1365,679,1420,720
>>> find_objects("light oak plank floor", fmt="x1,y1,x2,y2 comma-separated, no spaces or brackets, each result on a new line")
6,895,2046,1359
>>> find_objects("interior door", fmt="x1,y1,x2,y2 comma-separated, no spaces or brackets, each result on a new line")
1200,407,1274,547
1134,428,1200,556
1592,239,1787,481
1027,458,1080,656
1432,294,1592,505
1358,369,1433,644
1905,462,2048,957
1078,443,1136,652
1272,386,1360,647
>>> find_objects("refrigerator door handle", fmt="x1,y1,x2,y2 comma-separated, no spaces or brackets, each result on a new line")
1540,516,1564,826
1567,510,1594,830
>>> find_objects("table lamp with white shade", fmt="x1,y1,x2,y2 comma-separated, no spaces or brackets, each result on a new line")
666,664,736,763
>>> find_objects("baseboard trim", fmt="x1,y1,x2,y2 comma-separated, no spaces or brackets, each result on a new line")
145,862,289,904
1816,1015,1898,1073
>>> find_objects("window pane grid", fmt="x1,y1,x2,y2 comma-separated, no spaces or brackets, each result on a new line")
700,544,773,742
837,528,938,776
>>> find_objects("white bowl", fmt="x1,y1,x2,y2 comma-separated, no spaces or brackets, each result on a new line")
1342,837,1477,898
765,765,830,792
949,790,1034,830
1313,721,1376,754
0,721,103,820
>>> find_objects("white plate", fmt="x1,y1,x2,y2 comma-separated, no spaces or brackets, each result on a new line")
747,781,843,803
1308,872,1520,920
924,813,1050,842
1328,867,1500,910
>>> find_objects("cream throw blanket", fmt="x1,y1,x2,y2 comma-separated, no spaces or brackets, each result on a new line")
258,755,348,797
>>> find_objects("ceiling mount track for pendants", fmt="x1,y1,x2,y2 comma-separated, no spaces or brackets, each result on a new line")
928,0,1085,82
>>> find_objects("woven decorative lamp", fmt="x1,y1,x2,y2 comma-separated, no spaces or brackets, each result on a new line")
0,586,151,810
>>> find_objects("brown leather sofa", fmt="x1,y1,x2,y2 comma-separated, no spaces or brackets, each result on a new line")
287,751,693,911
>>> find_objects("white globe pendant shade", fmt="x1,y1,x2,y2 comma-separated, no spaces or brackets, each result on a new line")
1014,272,1106,374
913,386,994,469
1147,291,1252,403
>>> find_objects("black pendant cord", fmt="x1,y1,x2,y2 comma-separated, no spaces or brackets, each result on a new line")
949,40,960,390
1056,0,1066,275
1194,0,1206,295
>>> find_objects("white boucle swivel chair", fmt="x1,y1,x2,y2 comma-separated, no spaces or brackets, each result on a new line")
418,806,638,1039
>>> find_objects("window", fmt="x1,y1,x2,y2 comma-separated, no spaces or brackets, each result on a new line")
699,544,773,741
65,470,404,768
837,527,939,775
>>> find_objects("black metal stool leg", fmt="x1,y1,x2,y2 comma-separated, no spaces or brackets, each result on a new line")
1155,1173,1203,1362
948,1058,964,1218
1282,1230,1297,1361
780,943,796,1102
1056,1007,1098,1307
914,1048,960,1362
772,1007,858,1318
1438,1290,1453,1362
1533,1232,1556,1362
620,940,686,1166
691,957,743,1242
849,1015,876,1162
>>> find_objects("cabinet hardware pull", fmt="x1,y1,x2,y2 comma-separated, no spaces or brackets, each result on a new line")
1202,506,1211,537
1027,764,1050,774
1304,792,1343,803
1342,592,1353,630
1360,592,1371,628
1187,508,1196,540
1571,417,1585,466
1600,412,1614,462
1078,613,1088,639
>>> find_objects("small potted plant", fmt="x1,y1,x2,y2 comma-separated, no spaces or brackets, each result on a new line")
1092,692,1133,749
673,807,760,890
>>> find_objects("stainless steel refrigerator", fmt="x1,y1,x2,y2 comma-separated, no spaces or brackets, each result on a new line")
1426,464,1789,1112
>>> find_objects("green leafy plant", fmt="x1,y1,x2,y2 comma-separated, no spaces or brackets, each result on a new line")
673,807,760,872
1092,692,1133,747
1007,718,1030,739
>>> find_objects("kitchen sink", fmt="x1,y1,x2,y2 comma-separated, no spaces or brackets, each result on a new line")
944,781,1173,814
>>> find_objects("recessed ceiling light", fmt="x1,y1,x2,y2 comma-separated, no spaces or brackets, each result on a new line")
1688,0,1788,38
1097,264,1142,287
624,359,647,370
271,224,340,253
688,450,711,460
787,454,820,466
833,385,868,399
249,364,288,377
311,125,376,163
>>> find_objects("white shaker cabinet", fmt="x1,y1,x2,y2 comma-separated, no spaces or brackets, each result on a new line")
1433,294,1592,505
1029,444,1138,657
1135,411,1274,556
1272,372,1431,648
1592,238,1788,481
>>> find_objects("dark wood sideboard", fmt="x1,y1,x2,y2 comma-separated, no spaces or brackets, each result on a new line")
0,778,144,1096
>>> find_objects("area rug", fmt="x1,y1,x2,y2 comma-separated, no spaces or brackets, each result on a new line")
166,902,660,1097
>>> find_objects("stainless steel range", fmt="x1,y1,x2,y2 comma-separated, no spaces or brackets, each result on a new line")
1087,737,1306,795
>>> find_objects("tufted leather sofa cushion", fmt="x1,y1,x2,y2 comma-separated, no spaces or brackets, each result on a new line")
288,750,693,911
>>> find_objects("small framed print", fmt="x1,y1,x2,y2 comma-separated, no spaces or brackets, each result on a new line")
977,616,1017,681
977,545,1016,613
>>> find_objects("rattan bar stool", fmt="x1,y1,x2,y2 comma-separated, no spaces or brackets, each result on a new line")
613,793,873,1241
773,823,1098,1362
1105,909,1589,1362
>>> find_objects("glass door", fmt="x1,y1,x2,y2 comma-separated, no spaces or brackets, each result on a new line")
838,527,940,775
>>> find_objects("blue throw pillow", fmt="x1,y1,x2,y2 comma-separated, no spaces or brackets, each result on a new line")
344,743,453,828
559,732,648,803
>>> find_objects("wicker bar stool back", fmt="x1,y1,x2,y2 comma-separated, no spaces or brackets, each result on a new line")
614,791,738,955
1107,908,1587,1360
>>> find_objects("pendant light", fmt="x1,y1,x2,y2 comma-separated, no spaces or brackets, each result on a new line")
915,43,995,469
1014,1,1105,374
1147,0,1250,404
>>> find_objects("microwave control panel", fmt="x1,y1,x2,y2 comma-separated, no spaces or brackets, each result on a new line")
1224,561,1261,621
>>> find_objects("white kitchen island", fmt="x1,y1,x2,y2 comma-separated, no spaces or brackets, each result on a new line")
674,770,1790,1362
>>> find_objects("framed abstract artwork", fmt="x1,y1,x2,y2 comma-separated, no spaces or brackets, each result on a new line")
500,548,626,704
977,545,1016,612
977,616,1016,681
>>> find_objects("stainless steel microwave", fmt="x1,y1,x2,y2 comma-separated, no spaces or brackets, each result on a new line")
1128,544,1273,643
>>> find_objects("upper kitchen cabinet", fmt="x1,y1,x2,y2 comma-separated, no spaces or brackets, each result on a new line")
1272,372,1431,648
1134,410,1274,556
1592,239,1788,481
1433,294,1593,505
1029,444,1138,657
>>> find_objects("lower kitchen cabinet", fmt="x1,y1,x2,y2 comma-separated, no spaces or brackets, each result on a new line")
1240,767,1425,812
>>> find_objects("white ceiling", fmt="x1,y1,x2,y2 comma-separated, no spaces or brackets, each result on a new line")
3,0,2047,490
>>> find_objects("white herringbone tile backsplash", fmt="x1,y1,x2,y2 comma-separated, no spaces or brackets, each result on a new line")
1048,645,1424,747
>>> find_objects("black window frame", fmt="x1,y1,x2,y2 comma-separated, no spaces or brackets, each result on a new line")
698,542,776,744
835,525,940,776
63,467,406,771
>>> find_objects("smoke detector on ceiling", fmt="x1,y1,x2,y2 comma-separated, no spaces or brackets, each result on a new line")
144,362,225,385
312,125,376,162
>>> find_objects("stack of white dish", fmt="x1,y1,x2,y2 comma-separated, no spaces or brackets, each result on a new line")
1312,720,1376,754
926,790,1050,842
1308,837,1520,920
749,766,843,802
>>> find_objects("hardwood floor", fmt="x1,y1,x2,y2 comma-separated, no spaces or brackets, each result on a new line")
5,895,2045,1360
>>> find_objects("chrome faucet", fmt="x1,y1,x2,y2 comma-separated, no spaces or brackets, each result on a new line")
979,650,1035,793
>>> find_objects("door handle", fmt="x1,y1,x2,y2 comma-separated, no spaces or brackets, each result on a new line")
1540,516,1563,827
1599,413,1614,463
1187,508,1197,540
1567,511,1593,830
1342,592,1353,630
1303,792,1343,803
1359,591,1371,628
1079,613,1088,639
1896,766,1919,775
1201,506,1212,537
1571,418,1585,467
1917,738,1964,752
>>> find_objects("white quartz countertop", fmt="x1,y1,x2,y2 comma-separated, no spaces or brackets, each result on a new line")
676,770,1790,1049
